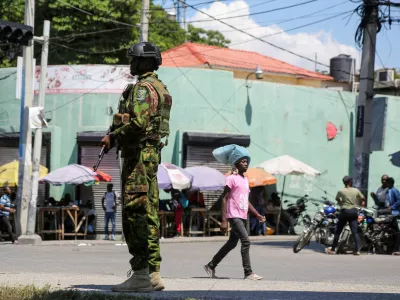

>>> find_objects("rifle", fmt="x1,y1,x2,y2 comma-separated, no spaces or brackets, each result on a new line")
93,146,108,171
94,85,133,171
93,121,124,171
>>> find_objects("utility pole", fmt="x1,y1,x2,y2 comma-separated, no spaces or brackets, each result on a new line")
16,0,35,239
140,0,150,42
352,0,378,202
176,0,181,27
183,0,187,41
26,21,50,242
314,53,317,72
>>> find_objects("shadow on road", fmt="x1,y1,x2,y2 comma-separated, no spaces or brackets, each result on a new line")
253,240,325,253
192,276,230,280
71,285,400,300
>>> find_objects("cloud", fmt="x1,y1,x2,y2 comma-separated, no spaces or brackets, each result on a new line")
188,1,360,72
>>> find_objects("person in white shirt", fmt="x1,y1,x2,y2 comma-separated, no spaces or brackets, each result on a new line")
102,184,118,240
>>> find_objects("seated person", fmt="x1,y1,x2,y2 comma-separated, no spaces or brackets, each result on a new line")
249,187,266,236
78,200,96,234
266,192,295,235
171,189,189,238
187,191,205,207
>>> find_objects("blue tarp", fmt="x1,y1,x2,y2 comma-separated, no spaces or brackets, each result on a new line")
212,144,251,166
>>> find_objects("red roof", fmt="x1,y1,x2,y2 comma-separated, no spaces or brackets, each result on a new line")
162,43,332,81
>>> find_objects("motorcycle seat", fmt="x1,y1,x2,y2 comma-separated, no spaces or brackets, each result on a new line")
375,215,397,224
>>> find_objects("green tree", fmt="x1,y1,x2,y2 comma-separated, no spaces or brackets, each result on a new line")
186,24,230,47
0,0,229,67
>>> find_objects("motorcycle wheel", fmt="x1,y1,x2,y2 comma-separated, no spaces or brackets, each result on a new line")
336,229,350,254
293,227,314,253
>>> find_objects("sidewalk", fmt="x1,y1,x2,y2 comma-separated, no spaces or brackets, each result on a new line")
19,235,298,247
0,273,398,300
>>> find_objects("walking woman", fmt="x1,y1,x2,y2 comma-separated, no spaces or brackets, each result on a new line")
326,176,365,255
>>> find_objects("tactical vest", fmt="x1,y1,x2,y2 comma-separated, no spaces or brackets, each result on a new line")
133,75,172,144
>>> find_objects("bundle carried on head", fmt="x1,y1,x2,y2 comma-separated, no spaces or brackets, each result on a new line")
212,144,251,167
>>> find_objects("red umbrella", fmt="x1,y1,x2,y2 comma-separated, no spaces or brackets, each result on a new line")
93,170,112,182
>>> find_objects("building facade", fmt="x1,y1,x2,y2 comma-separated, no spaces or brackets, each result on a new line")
0,65,399,236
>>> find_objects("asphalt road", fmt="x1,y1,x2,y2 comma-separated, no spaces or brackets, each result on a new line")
0,239,399,299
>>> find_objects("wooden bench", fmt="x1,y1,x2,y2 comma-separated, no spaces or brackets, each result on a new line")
38,207,62,240
266,205,281,235
207,211,230,236
158,211,183,238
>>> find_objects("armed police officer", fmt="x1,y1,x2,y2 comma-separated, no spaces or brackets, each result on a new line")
101,42,172,293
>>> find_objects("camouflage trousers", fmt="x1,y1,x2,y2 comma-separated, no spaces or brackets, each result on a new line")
121,144,161,272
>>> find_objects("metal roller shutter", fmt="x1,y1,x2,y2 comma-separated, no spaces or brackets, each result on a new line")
79,146,122,235
184,145,231,210
0,146,48,206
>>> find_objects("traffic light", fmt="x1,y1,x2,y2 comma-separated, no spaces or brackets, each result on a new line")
0,20,33,46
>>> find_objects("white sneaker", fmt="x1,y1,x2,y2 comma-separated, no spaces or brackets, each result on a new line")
111,235,116,241
203,264,218,278
104,236,109,240
244,273,263,280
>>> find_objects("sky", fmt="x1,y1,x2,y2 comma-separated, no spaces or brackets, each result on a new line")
154,0,400,73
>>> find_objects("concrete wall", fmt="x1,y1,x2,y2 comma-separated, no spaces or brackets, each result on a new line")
0,66,399,207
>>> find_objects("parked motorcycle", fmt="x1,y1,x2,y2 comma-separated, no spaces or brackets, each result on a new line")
282,195,312,232
293,200,338,253
337,206,400,254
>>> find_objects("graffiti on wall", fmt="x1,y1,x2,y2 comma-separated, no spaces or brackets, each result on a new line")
32,65,134,94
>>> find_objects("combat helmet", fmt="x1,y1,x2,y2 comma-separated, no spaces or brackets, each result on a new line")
127,42,162,74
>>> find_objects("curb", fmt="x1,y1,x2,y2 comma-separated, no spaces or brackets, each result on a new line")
12,235,298,247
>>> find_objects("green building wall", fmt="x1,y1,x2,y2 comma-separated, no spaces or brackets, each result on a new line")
0,66,399,205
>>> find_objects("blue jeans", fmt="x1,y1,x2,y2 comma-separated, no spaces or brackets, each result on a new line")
104,212,116,237
209,218,252,277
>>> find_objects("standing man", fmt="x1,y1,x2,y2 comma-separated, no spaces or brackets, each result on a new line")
0,187,18,244
386,178,400,216
102,183,118,241
371,174,389,209
326,176,365,255
101,42,171,293
204,155,264,280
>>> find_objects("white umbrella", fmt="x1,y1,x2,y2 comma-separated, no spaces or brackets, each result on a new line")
257,155,321,235
258,155,321,177
158,163,192,190
40,164,97,185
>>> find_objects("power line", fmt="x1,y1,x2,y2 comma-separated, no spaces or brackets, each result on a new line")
216,1,350,34
50,27,133,41
52,8,351,62
47,5,348,44
45,0,349,45
177,0,397,89
176,0,338,68
56,0,318,26
214,0,280,18
245,10,354,42
51,42,127,54
191,0,234,8
56,0,140,28
187,0,319,24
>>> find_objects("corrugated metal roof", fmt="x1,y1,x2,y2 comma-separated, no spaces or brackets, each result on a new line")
162,42,333,81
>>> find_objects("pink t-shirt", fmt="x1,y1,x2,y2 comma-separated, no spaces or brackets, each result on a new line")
225,174,250,220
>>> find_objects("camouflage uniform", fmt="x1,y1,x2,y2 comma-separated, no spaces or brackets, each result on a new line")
112,72,171,272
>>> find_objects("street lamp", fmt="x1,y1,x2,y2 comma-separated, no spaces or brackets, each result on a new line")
245,65,264,88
